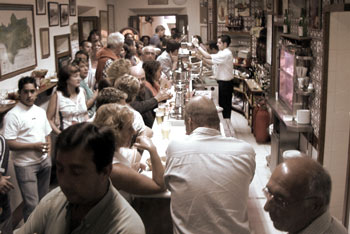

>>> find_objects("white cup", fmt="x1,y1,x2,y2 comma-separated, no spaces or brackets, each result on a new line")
296,109,310,124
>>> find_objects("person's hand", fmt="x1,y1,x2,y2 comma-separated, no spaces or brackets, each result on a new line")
155,89,173,102
134,136,156,153
33,142,50,154
192,38,199,47
0,176,14,194
131,162,146,173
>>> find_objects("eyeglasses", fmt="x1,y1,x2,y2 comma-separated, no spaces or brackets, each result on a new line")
263,187,319,209
262,187,290,208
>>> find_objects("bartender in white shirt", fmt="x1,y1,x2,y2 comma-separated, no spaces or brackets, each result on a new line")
193,35,234,119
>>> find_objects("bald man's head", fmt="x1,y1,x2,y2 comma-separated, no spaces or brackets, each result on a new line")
184,96,220,134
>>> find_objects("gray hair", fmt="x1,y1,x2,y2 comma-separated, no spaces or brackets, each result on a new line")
142,45,156,54
308,163,332,206
107,32,124,48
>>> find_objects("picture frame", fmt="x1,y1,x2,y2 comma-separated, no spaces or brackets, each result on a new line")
309,0,322,29
234,0,251,17
69,0,76,16
107,4,115,33
48,2,59,26
148,0,168,5
217,0,227,24
60,4,69,27
54,34,71,72
265,0,273,13
70,22,79,41
99,10,108,45
36,0,46,15
39,28,50,59
0,4,37,81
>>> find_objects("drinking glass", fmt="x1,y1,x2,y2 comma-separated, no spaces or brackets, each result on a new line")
161,121,171,139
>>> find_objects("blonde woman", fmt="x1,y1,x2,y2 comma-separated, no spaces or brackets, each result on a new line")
106,58,131,86
94,103,166,198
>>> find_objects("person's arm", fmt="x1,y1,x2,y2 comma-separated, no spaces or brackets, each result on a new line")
0,174,14,195
85,89,98,109
7,140,49,154
110,136,166,194
46,92,61,135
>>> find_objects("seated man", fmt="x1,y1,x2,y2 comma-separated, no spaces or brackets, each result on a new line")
156,39,180,79
264,157,347,234
164,96,256,234
15,123,145,234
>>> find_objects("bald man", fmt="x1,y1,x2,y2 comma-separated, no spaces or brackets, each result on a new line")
264,157,347,234
164,96,256,234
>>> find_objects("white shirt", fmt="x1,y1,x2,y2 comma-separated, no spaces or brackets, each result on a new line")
126,105,146,136
3,102,52,166
157,50,172,79
165,127,255,234
211,48,233,81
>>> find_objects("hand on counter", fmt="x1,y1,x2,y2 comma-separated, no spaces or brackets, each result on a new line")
155,89,173,103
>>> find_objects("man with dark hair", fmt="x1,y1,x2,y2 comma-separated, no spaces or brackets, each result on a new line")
75,50,89,61
79,40,92,57
206,40,219,54
193,34,234,119
15,123,145,234
3,77,52,221
171,32,182,42
264,157,347,234
0,134,14,234
164,96,255,234
156,39,181,79
150,25,165,49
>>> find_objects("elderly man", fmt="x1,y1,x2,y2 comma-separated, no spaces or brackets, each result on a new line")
164,96,256,234
3,77,52,221
264,157,347,234
193,34,234,119
95,32,124,83
15,123,145,234
150,25,165,49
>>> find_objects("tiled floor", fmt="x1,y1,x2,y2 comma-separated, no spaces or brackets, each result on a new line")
230,111,286,234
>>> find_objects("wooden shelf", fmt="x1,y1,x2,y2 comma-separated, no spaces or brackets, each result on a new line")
280,33,312,41
223,31,251,37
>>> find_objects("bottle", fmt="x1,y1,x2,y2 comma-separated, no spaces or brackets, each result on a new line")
298,8,305,37
283,9,289,34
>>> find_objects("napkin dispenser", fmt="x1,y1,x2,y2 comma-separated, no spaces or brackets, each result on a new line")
296,109,310,124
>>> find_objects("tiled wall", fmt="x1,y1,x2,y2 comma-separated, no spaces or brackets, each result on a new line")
323,11,350,220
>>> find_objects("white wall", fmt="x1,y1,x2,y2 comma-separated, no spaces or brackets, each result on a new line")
324,11,350,221
0,0,110,91
114,0,200,37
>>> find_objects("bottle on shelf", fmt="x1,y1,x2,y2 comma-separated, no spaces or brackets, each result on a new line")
283,9,290,34
298,8,306,37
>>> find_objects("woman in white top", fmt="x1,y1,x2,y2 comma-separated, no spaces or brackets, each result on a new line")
47,63,88,135
94,103,166,198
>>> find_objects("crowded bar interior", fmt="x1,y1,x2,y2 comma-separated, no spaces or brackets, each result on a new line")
0,0,350,233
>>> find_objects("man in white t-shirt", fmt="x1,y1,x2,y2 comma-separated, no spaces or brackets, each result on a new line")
194,35,234,119
3,77,52,221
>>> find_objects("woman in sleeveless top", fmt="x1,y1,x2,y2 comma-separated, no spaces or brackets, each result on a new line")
47,62,88,135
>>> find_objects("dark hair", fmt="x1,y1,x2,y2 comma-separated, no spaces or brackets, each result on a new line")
124,33,134,40
171,33,182,40
87,29,101,42
97,78,112,91
140,35,151,46
155,25,165,33
57,63,80,98
207,40,219,51
171,28,180,34
166,39,181,53
193,35,203,44
123,44,132,60
124,38,135,47
55,123,115,173
75,50,89,61
18,76,37,91
142,60,160,87
219,34,231,47
79,40,91,48
71,57,88,67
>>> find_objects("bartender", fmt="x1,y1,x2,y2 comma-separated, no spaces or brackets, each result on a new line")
192,35,233,119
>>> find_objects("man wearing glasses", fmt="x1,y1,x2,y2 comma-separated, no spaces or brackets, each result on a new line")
263,157,347,234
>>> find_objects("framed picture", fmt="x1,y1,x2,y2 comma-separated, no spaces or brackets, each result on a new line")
234,0,250,17
265,0,273,13
0,4,37,81
148,0,168,4
69,0,76,16
78,16,98,41
217,0,227,23
99,11,108,45
48,2,59,26
39,28,50,59
54,34,71,72
309,0,322,29
70,22,78,41
60,4,69,27
107,4,115,33
36,0,46,15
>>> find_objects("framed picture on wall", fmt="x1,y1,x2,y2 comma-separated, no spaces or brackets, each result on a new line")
40,28,50,59
148,0,168,4
217,0,227,24
54,34,71,72
48,2,59,26
107,4,115,33
69,0,76,16
60,4,69,27
0,4,37,81
36,0,46,15
234,0,250,17
309,0,322,29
